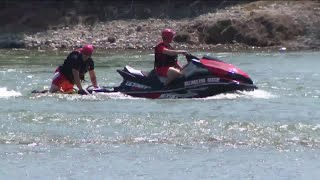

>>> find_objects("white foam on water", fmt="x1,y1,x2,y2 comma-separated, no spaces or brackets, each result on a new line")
95,92,141,100
7,69,16,72
0,87,22,98
239,89,278,99
203,89,277,100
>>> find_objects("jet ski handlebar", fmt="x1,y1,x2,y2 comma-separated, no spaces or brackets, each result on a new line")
185,53,200,62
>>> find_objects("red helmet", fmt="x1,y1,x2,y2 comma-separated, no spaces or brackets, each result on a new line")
162,29,175,41
80,44,94,56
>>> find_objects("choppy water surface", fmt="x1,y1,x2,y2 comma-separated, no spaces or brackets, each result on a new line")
1,49,320,179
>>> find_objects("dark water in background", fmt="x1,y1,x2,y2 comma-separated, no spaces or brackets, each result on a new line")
0,49,320,179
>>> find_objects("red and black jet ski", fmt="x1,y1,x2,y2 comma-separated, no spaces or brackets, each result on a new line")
89,54,257,98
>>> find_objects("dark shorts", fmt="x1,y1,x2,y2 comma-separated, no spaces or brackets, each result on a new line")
51,67,74,92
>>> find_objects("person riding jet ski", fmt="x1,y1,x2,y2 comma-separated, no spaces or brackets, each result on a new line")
154,29,188,86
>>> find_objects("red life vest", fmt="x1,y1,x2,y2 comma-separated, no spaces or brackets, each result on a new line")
154,42,178,68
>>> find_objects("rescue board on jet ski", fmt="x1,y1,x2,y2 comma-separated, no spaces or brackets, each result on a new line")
31,86,118,94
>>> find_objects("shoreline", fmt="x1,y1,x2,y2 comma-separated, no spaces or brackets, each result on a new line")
4,45,319,57
0,1,319,52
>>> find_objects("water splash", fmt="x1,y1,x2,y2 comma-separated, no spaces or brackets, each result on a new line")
0,87,21,98
203,89,276,100
239,89,277,99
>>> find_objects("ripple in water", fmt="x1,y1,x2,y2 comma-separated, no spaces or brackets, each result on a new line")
2,112,320,150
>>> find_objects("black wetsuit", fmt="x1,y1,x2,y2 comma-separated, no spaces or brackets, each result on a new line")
59,51,94,83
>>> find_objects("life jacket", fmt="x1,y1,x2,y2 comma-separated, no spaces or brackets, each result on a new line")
154,42,177,68
59,51,94,83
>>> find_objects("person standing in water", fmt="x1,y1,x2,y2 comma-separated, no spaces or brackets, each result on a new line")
49,44,99,95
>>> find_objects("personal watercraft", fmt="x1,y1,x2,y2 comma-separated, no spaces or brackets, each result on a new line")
87,54,258,98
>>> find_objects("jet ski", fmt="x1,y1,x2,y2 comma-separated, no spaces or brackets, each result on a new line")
88,54,257,99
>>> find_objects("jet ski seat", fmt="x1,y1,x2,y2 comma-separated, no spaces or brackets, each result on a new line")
124,66,166,84
147,69,167,83
124,66,144,76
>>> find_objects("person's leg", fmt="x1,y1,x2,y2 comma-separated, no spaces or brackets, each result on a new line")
49,83,60,93
60,80,74,93
49,78,74,93
49,71,61,93
165,67,182,86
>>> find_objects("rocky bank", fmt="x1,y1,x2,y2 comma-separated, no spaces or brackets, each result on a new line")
0,1,319,52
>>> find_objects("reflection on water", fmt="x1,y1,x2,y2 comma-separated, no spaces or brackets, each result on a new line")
1,110,320,150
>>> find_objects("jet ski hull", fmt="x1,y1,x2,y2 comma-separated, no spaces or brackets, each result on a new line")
115,83,256,99
113,54,258,99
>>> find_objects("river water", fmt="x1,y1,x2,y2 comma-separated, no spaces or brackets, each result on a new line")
0,49,319,180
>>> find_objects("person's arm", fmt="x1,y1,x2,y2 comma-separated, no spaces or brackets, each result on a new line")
73,69,90,95
162,48,187,56
89,70,98,88
162,48,186,69
72,68,83,90
175,61,182,70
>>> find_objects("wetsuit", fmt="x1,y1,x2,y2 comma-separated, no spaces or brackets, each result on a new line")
51,51,94,92
154,42,178,77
